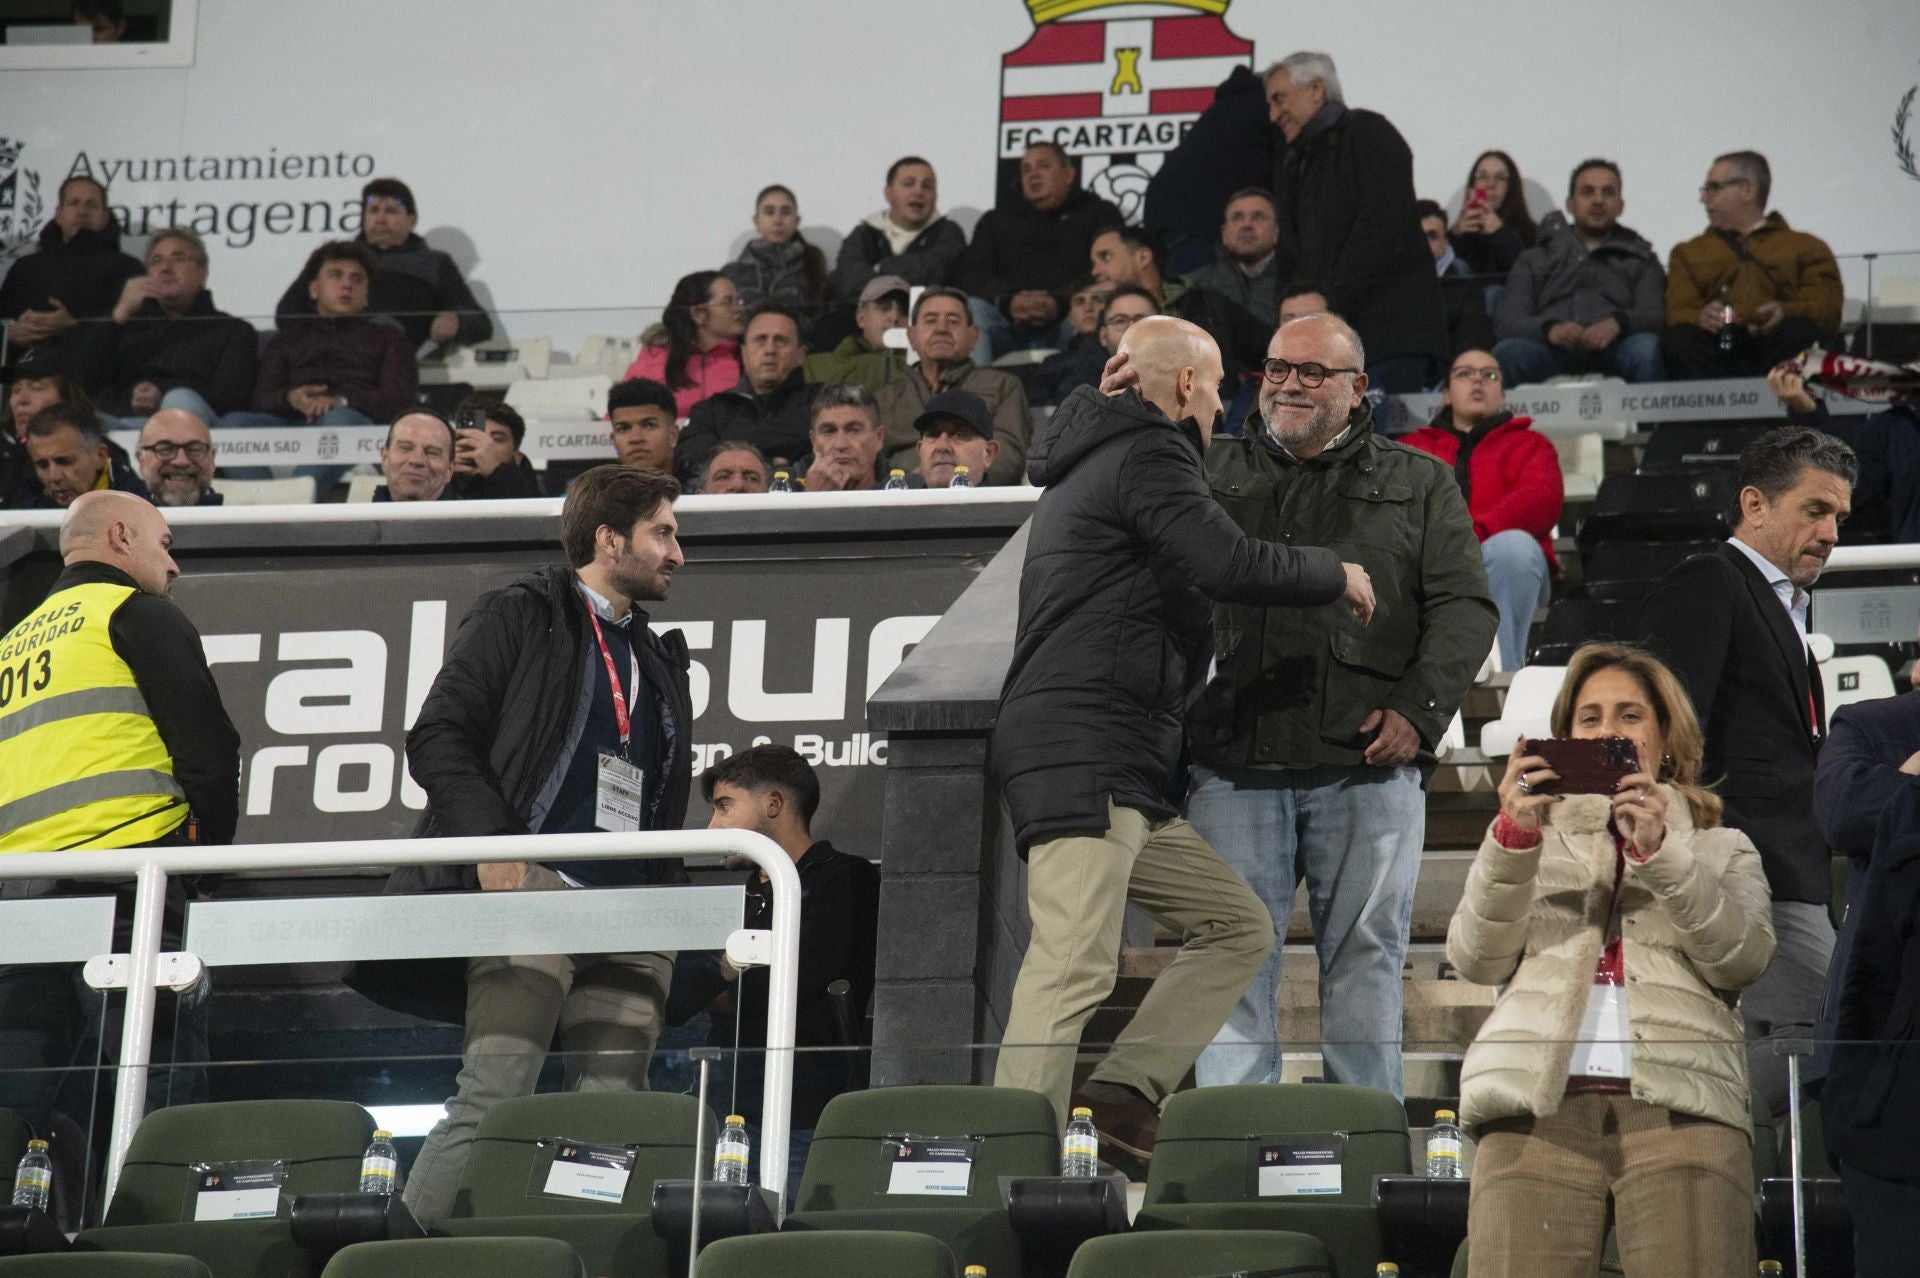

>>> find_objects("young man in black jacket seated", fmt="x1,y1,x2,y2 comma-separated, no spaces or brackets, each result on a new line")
672,745,880,1201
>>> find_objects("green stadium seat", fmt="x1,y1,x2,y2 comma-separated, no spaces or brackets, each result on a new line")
1065,1229,1336,1277
71,1100,374,1278
0,1256,212,1277
320,1237,583,1278
1131,1084,1410,1278
432,1091,712,1278
698,1230,957,1278
783,1086,1057,1278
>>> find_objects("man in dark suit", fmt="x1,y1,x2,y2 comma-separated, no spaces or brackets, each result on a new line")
1639,426,1856,1122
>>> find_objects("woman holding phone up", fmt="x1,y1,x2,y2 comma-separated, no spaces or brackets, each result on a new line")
1448,642,1775,1278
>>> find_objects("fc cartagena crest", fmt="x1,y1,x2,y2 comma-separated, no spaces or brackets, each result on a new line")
998,0,1253,221
0,138,46,268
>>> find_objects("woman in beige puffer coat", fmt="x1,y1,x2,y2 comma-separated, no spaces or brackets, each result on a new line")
1447,643,1775,1278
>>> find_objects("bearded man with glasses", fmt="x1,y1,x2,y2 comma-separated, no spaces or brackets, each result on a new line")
136,408,222,507
1183,310,1496,1099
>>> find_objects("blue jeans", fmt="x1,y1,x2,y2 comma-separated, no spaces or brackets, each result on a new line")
1482,529,1551,671
214,406,373,487
1187,763,1425,1097
113,386,218,430
1492,331,1665,387
966,295,1074,364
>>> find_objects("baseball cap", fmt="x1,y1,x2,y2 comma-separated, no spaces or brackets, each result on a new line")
913,389,994,441
859,274,911,306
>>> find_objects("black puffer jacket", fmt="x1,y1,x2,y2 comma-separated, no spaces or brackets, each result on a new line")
991,385,1347,853
955,187,1123,310
0,220,145,329
76,289,259,416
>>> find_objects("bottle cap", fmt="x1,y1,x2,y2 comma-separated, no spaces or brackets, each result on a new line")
1433,1109,1456,1122
1070,1107,1092,1118
964,1268,988,1277
26,1139,48,1151
725,1115,745,1125
889,468,905,477
1759,1265,1783,1274
1377,1266,1401,1276
773,470,790,478
954,465,970,473
371,1130,392,1140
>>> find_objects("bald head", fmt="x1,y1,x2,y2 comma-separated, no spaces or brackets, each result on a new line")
1118,316,1226,441
60,492,179,596
1275,311,1365,369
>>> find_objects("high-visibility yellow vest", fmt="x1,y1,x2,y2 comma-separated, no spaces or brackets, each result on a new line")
0,581,187,852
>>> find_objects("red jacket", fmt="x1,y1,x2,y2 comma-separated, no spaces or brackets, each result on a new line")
1402,413,1562,572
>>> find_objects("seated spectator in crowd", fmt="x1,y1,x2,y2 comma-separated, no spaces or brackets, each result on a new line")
677,303,819,478
832,157,967,303
913,390,999,489
1264,50,1446,392
722,185,832,326
804,275,910,390
606,376,680,476
1030,286,1158,407
374,412,455,502
1088,225,1267,384
625,271,744,418
136,408,221,507
954,141,1122,360
1187,186,1281,325
1769,364,1919,542
230,241,418,430
1448,149,1537,280
1662,151,1841,379
1063,275,1109,344
450,397,543,500
2,347,98,507
1418,200,1496,362
1402,350,1562,669
1493,159,1667,387
77,227,256,426
0,175,143,360
275,178,492,351
1278,280,1331,323
24,402,149,508
73,0,127,41
673,745,880,1196
698,441,771,494
799,383,887,492
874,288,1029,485
1448,642,1772,1278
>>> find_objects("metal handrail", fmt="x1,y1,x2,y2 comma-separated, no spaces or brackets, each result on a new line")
0,828,801,1208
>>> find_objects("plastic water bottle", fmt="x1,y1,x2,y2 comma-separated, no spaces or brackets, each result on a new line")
358,1130,398,1195
1716,284,1739,356
11,1139,50,1211
1425,1109,1463,1178
769,470,794,493
949,465,974,489
1061,1107,1099,1178
714,1115,751,1185
883,468,910,491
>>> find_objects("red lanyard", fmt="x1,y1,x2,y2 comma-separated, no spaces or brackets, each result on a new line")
583,602,638,750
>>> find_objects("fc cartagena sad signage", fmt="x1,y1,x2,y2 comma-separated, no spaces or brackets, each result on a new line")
174,547,991,854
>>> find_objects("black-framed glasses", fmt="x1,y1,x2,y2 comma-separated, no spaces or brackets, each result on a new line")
1449,366,1502,383
1261,358,1358,388
137,441,212,461
1699,178,1751,195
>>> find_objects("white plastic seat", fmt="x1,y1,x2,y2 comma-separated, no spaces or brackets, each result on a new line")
1479,664,1568,757
504,374,613,419
418,336,553,387
1822,655,1895,727
213,476,317,506
1436,709,1467,760
345,473,384,503
574,334,642,374
1555,432,1604,501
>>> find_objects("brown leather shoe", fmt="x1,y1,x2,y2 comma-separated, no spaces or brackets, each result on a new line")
1071,1079,1159,1177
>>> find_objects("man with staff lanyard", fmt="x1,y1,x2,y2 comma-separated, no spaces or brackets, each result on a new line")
396,464,696,1225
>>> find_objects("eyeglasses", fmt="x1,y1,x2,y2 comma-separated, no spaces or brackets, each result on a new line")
1699,178,1751,195
1449,367,1502,383
137,441,212,461
1103,313,1147,331
1261,358,1358,388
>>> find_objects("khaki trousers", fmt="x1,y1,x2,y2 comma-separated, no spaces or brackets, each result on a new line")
1466,1092,1756,1278
404,865,674,1223
994,800,1274,1127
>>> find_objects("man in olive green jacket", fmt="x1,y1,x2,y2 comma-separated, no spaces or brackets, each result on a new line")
1187,311,1496,1098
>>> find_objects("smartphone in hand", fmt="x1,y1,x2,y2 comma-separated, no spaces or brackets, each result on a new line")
1520,737,1638,795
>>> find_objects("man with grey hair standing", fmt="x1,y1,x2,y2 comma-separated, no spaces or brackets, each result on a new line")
1263,52,1445,393
1187,311,1495,1098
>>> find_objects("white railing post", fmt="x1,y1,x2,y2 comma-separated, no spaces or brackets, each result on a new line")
104,861,169,1203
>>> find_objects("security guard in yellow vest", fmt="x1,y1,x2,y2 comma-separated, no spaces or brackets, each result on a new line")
0,491,237,852
0,491,238,1169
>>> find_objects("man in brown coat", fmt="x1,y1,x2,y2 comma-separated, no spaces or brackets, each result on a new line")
874,288,1030,485
1660,150,1841,379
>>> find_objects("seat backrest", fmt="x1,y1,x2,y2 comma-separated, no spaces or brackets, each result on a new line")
0,1256,214,1277
1066,1229,1335,1278
345,473,383,503
1822,655,1896,726
698,1230,957,1278
793,1085,1057,1215
105,1100,374,1227
1580,539,1720,599
213,476,317,506
323,1236,584,1278
1531,598,1643,666
504,374,613,418
1578,470,1736,548
1143,1084,1411,1209
450,1091,712,1221
1639,422,1769,471
0,1107,28,1175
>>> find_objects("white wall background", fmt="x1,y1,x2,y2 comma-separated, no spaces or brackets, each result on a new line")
4,0,1918,336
